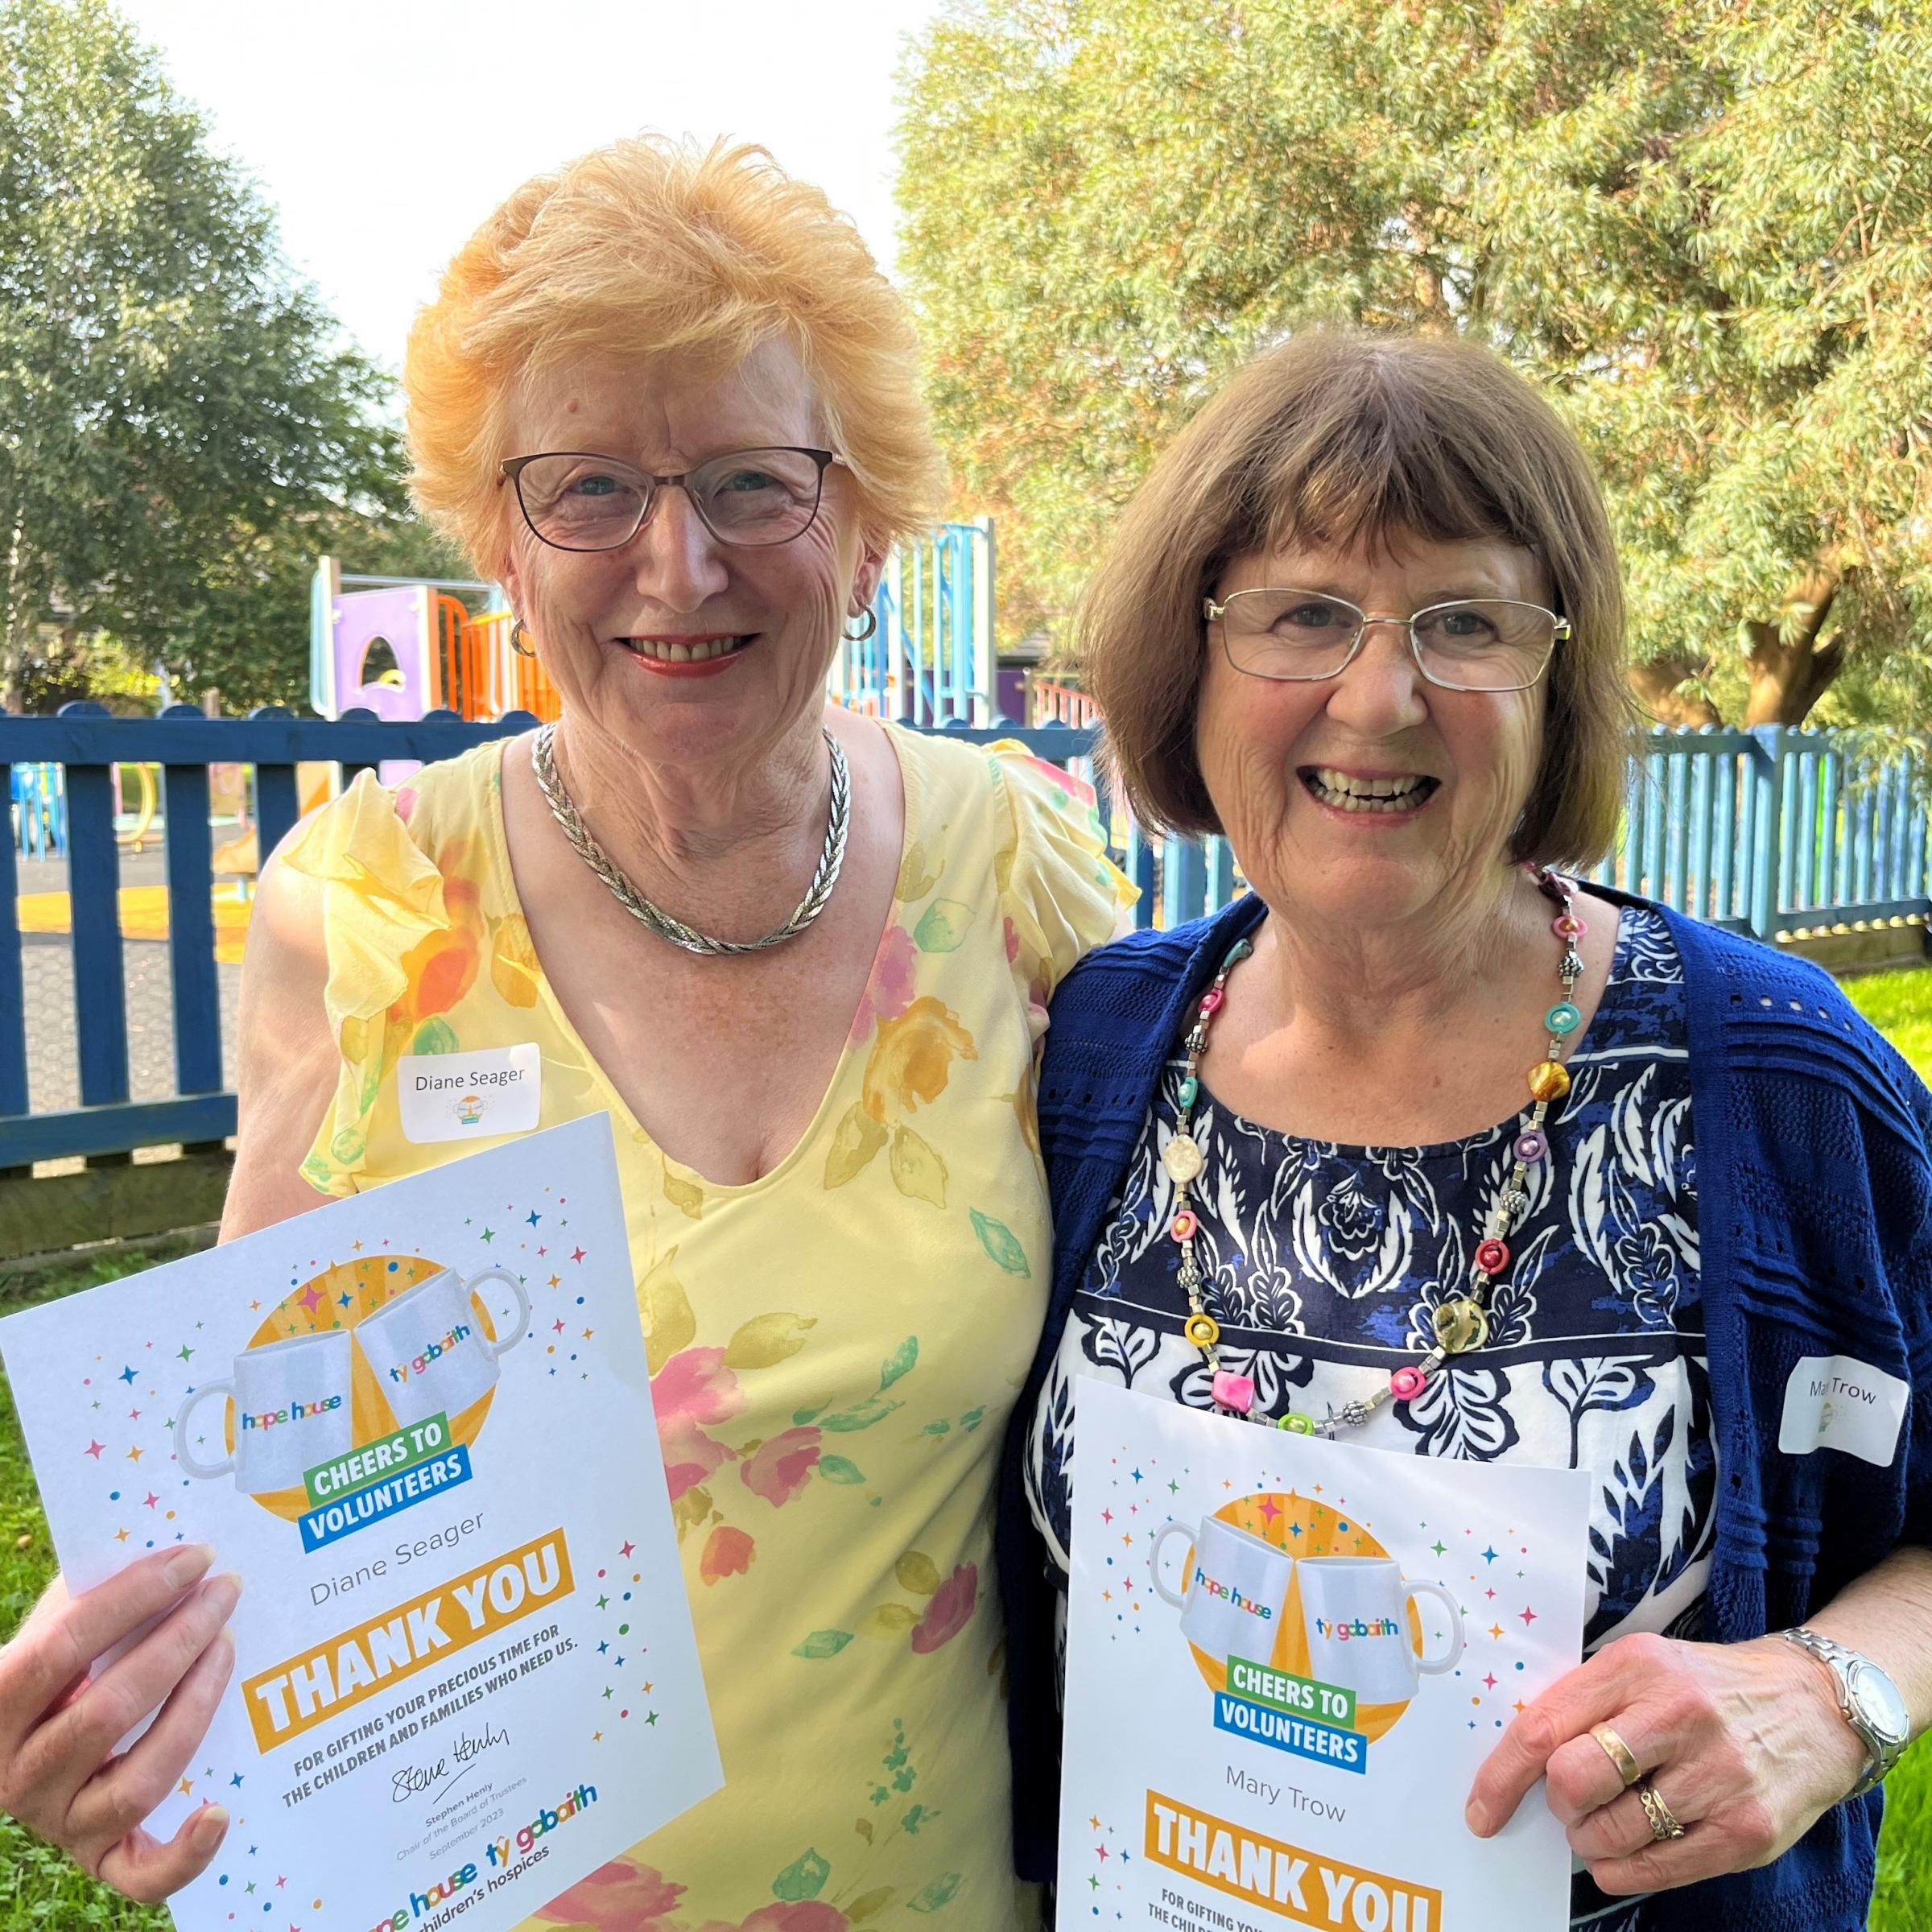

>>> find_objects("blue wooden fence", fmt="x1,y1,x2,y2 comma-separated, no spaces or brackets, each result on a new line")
2,710,1926,1172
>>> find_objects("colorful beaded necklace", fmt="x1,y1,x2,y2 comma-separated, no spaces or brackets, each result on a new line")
1164,868,1587,1437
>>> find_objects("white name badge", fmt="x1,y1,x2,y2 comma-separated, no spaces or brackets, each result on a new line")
398,1043,542,1143
1778,1353,1911,1468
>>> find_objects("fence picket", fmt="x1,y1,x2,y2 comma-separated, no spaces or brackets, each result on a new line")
160,704,221,1096
1665,749,1688,910
1713,750,1737,924
60,712,130,1112
1888,764,1911,901
1686,749,1711,920
1824,749,1838,909
1794,750,1818,913
0,736,25,1125
1855,777,1876,906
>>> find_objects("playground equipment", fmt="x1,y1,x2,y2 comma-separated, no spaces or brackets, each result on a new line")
832,520,998,724
309,559,561,724
10,762,66,857
311,518,1000,729
10,761,162,859
116,762,158,851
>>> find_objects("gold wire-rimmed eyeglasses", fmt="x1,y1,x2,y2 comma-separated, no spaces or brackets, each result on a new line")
1203,588,1569,693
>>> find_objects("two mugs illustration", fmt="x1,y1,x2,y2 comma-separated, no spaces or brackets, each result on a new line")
1153,1514,1464,1713
172,1265,530,1495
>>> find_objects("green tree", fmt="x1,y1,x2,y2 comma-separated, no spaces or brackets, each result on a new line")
897,0,1932,725
0,0,428,713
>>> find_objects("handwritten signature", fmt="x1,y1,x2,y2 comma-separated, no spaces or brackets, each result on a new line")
390,1724,510,1805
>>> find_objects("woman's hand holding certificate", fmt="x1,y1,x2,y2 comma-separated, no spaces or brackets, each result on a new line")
0,1546,239,1899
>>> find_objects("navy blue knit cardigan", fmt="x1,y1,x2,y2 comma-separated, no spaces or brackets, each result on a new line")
997,887,1932,1930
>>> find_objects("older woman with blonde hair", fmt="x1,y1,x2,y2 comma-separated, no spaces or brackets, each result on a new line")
0,138,1128,1927
1005,330,1932,1930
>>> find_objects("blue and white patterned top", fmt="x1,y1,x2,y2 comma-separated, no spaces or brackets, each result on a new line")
1026,906,1715,1931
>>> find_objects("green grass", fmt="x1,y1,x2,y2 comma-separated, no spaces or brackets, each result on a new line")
1842,968,1932,1931
6,1161,1932,1928
1847,965,1932,1086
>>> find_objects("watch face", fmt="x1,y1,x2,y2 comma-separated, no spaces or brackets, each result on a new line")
1848,1662,1913,1747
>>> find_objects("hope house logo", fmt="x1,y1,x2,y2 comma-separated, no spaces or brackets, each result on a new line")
240,1393,344,1431
454,1095,485,1126
1193,1563,1276,1620
1312,1615,1403,1642
389,1323,475,1387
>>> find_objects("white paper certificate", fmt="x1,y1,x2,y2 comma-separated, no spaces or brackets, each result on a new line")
0,1115,721,1932
1060,1379,1591,1930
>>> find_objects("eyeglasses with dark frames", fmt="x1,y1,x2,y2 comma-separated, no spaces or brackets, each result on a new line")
1202,588,1569,693
499,446,841,552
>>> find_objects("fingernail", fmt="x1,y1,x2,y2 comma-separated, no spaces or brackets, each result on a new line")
164,1545,215,1591
1466,1800,1492,1836
204,1572,243,1617
193,1803,230,1847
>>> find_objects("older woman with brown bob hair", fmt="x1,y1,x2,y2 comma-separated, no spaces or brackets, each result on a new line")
0,138,1129,1927
1004,330,1932,1930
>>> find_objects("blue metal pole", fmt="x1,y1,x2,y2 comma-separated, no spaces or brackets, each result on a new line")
1170,839,1208,925
1125,819,1158,930
1208,838,1236,914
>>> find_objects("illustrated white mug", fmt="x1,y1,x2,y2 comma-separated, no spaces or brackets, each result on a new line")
354,1265,530,1426
1296,1557,1464,1703
174,1331,355,1494
1151,1517,1294,1668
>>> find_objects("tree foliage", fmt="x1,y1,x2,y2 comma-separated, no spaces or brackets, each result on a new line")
897,0,1932,724
0,0,441,712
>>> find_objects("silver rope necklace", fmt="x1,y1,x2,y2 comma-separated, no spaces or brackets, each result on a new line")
529,720,850,957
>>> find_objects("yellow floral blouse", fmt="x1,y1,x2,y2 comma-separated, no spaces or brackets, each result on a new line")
280,726,1133,1932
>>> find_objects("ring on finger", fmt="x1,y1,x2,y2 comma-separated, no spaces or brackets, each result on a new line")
1637,1780,1687,1843
1590,1724,1643,1790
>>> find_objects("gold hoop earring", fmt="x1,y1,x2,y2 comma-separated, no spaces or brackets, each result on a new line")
510,620,535,658
844,609,878,643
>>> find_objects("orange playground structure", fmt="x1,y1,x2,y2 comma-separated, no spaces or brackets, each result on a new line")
308,558,561,724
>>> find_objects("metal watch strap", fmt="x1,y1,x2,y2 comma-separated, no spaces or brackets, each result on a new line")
1780,1628,1905,1798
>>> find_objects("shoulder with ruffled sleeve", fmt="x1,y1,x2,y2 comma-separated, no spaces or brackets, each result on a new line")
985,739,1137,1008
275,742,526,1195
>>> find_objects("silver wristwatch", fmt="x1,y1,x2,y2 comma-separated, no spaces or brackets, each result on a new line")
1780,1627,1912,1798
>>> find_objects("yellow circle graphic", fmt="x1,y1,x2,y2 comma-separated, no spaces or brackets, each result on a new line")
199,1254,510,1522
1184,1489,1427,1744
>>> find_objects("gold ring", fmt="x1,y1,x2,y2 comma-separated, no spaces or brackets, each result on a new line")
1590,1724,1643,1790
1636,1781,1687,1843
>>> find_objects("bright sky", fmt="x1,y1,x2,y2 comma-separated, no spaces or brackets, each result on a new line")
115,0,950,374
